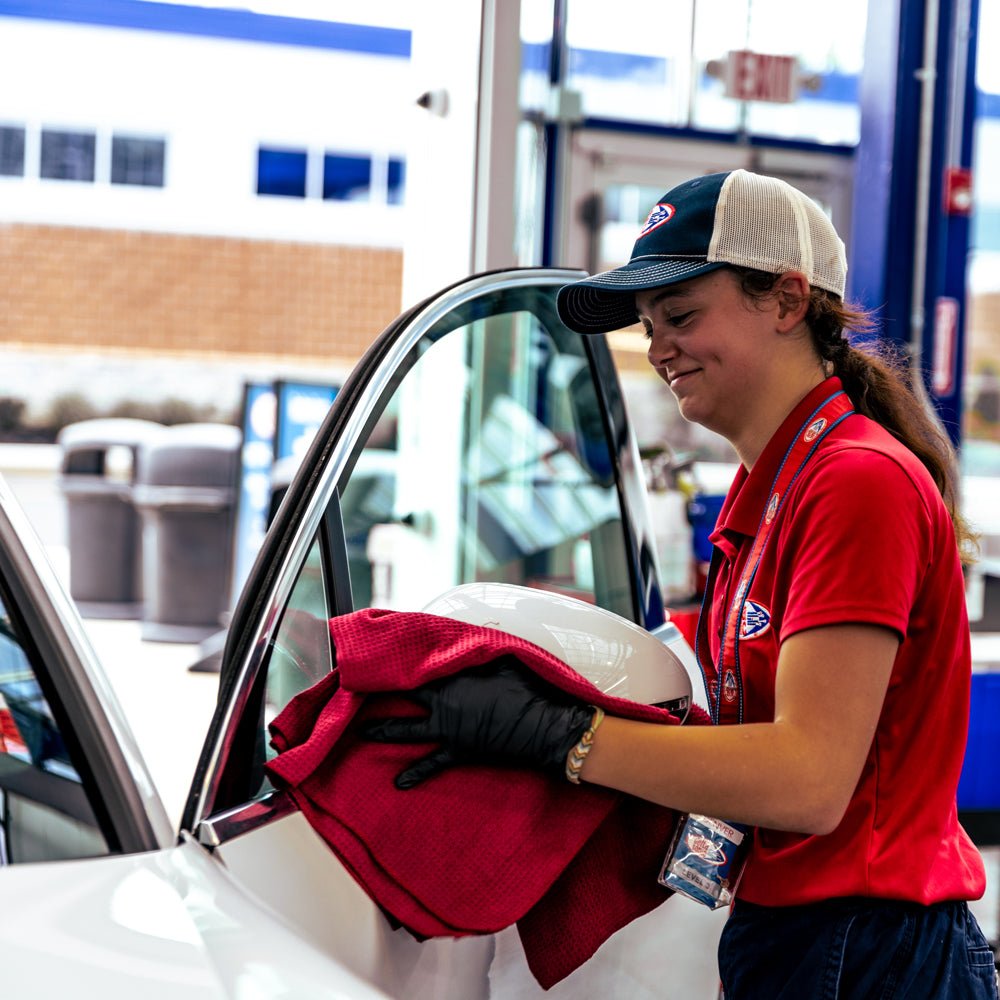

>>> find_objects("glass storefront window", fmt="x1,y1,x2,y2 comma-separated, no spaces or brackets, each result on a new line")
564,0,695,125
521,0,867,146
692,0,866,143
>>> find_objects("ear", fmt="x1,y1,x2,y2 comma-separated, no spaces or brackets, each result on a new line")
773,271,811,331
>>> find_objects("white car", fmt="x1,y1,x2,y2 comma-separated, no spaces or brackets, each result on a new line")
0,269,721,998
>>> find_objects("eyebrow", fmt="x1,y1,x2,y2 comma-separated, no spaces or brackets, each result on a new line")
636,285,694,313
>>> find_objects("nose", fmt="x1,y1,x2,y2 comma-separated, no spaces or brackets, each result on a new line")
646,322,677,371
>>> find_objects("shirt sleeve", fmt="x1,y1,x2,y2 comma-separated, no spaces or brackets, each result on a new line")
776,446,935,641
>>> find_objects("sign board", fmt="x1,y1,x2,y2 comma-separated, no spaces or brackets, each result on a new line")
932,296,959,396
943,166,974,216
231,381,278,600
725,50,799,104
274,380,339,462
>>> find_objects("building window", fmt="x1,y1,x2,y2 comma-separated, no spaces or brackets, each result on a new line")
257,147,307,197
0,126,25,177
387,157,406,205
40,129,96,182
323,152,371,201
111,135,166,187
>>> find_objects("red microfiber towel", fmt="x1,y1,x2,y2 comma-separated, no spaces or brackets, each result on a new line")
266,607,708,989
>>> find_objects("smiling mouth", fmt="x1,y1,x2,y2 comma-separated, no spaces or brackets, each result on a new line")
669,369,699,386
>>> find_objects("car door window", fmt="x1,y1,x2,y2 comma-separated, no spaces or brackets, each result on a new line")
340,292,632,617
0,597,109,863
265,542,333,739
204,280,638,818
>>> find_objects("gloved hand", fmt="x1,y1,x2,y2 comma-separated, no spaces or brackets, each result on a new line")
364,656,595,789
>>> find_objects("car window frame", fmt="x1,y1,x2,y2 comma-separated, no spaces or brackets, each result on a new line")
185,268,665,843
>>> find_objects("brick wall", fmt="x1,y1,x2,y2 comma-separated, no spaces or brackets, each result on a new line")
4,220,996,387
0,224,403,364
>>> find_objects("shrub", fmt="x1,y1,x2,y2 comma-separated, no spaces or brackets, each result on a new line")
46,392,100,430
0,397,25,433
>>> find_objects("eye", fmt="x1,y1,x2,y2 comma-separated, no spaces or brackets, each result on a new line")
640,318,653,339
668,311,694,327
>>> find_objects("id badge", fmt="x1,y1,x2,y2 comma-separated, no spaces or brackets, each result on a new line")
657,813,750,909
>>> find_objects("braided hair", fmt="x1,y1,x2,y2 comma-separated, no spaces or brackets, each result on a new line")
732,267,978,565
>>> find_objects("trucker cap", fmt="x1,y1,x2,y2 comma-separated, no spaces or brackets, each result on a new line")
556,168,848,335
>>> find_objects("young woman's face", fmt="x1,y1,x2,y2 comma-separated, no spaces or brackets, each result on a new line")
636,268,779,438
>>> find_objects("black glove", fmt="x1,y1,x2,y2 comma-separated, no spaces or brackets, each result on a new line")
364,656,594,789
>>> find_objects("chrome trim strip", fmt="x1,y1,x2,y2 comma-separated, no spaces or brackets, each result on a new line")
196,790,296,847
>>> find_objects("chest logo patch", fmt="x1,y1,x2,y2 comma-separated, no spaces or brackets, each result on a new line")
740,599,772,639
803,417,827,443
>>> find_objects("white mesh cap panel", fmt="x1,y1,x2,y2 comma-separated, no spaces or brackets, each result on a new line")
706,170,847,296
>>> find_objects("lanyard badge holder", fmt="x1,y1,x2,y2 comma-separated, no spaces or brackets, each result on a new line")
659,391,855,909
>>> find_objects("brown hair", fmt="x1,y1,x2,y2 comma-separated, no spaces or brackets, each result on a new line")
733,267,978,565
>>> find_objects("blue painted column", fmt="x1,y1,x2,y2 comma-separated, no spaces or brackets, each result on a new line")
850,0,980,446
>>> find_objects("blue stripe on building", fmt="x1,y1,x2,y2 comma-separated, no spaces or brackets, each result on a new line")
0,0,411,56
978,90,1000,118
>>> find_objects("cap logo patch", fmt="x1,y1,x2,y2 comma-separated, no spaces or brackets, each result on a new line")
639,202,675,238
803,417,827,443
740,600,771,640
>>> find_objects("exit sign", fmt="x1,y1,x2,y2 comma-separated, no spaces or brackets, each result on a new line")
725,50,800,104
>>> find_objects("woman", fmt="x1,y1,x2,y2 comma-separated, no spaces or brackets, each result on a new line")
367,169,996,998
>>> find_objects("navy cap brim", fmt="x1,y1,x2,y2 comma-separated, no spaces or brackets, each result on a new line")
557,257,727,335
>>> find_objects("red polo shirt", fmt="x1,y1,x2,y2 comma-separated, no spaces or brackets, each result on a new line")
705,377,985,906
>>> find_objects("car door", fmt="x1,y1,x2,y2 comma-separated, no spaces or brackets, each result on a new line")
182,268,708,999
0,476,172,864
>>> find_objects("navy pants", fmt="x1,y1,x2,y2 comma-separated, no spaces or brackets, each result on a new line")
718,897,999,999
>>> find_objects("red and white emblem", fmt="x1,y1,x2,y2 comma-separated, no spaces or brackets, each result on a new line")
764,492,780,524
639,202,675,238
685,832,727,866
803,417,827,443
722,670,738,704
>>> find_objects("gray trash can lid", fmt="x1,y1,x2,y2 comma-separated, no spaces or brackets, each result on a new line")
138,423,242,489
57,418,166,452
59,419,166,479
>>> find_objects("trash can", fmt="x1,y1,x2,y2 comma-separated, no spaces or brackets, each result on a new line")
133,423,241,642
57,418,165,618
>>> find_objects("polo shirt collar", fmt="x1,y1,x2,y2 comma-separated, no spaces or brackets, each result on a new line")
710,376,845,549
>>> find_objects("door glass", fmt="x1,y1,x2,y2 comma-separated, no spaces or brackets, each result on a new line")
209,540,334,809
265,541,333,738
209,281,634,814
340,284,633,617
0,597,109,863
